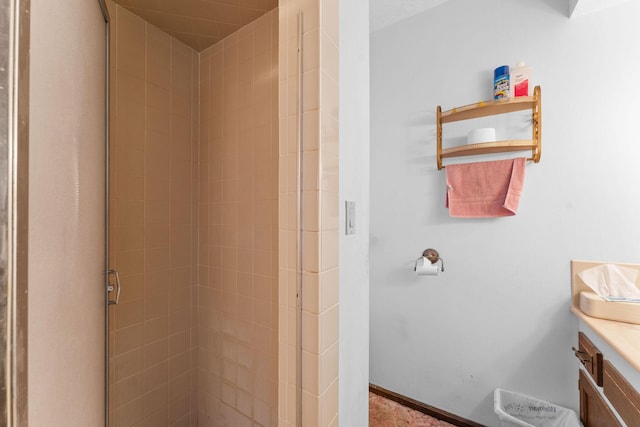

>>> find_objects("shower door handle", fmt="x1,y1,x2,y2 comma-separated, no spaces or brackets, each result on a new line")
106,269,121,305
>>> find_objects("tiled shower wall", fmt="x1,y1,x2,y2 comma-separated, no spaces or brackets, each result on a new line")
110,3,278,426
278,0,340,426
108,3,199,426
108,1,338,426
197,10,279,426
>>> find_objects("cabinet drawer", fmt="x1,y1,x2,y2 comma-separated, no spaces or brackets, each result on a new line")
575,332,603,386
603,360,640,426
579,369,623,427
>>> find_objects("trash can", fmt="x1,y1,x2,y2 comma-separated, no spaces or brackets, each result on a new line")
494,388,582,427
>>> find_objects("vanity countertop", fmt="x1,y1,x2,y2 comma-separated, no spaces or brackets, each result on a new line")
570,260,640,373
571,306,640,373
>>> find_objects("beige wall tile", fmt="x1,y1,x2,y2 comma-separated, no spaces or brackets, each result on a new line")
302,28,320,72
113,348,144,383
110,5,303,426
320,190,339,231
143,384,168,419
279,0,340,423
319,379,338,426
144,338,169,368
198,10,278,426
115,323,144,356
302,190,319,232
113,397,144,426
302,390,320,426
320,341,339,394
111,11,197,422
146,27,171,89
320,229,338,270
302,231,319,273
144,316,170,344
117,8,145,78
117,274,145,304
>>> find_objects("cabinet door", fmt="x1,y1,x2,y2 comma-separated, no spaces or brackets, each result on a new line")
579,370,622,427
577,332,604,386
603,360,640,426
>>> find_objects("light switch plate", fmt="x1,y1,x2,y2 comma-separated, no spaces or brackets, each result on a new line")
345,201,356,235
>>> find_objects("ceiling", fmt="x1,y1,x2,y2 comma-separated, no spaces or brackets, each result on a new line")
112,0,626,51
369,0,450,32
112,0,445,51
111,0,278,51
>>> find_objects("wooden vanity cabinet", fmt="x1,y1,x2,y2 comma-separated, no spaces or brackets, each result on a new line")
603,361,640,426
576,332,604,386
579,369,622,427
575,332,640,426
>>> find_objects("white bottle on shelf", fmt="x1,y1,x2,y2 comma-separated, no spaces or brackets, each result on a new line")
511,61,532,97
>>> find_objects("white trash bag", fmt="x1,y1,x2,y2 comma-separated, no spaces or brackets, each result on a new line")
494,388,582,427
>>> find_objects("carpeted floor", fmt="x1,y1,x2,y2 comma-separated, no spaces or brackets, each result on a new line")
369,392,457,427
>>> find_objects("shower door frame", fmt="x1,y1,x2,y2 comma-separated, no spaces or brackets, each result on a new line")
1,0,29,425
96,1,111,426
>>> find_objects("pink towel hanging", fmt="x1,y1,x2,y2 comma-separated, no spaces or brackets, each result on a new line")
445,157,526,218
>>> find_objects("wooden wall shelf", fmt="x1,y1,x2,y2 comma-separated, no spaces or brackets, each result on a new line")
436,86,541,169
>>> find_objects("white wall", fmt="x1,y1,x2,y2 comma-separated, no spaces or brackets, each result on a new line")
370,0,640,425
339,0,370,425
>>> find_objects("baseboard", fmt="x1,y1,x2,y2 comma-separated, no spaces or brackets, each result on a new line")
369,384,486,427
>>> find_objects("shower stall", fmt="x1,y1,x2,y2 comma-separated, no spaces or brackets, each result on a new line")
106,3,279,425
8,0,347,425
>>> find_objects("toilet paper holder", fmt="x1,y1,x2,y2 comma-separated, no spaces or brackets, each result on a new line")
422,248,445,272
414,248,445,275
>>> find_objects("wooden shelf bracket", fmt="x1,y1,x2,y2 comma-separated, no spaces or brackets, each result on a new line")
437,86,542,170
